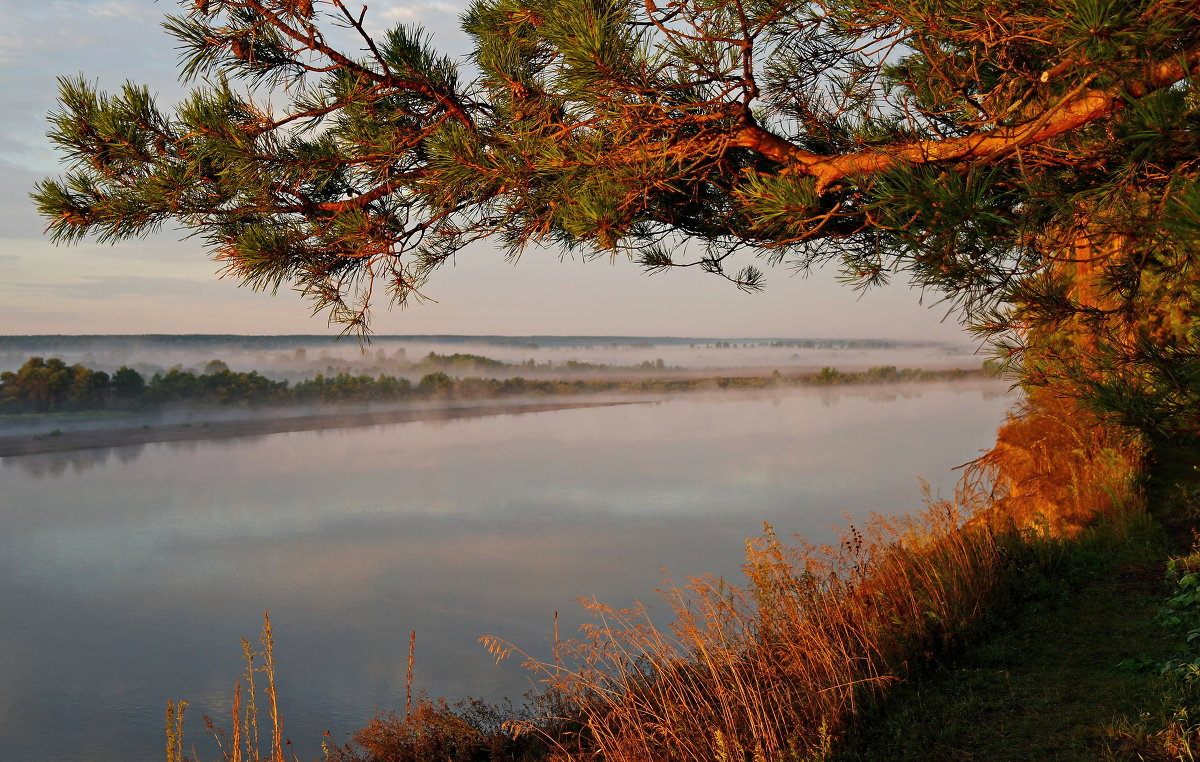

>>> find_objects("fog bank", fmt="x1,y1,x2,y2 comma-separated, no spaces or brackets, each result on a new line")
0,334,982,382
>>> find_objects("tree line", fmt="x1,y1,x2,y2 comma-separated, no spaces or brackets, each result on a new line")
0,355,972,414
0,357,287,413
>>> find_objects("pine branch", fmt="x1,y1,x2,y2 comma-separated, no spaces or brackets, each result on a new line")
738,42,1200,191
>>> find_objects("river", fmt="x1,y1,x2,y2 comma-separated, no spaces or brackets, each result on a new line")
0,380,1013,761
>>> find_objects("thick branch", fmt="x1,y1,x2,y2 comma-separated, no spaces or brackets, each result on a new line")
315,179,398,212
735,44,1200,191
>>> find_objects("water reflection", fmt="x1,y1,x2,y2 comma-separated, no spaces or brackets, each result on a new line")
2,382,1010,478
1,380,1013,762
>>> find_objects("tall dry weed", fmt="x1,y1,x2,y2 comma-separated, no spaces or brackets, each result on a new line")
486,495,1002,761
175,611,290,762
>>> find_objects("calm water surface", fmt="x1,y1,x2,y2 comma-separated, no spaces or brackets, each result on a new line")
1,381,1012,761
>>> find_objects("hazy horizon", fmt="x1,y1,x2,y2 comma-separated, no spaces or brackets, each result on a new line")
0,333,984,380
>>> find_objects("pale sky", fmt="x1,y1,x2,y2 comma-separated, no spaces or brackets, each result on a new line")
0,0,972,341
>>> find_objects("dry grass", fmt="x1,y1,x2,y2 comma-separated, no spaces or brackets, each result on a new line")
480,389,1149,762
166,700,189,762
324,696,548,762
319,627,549,762
485,500,1003,761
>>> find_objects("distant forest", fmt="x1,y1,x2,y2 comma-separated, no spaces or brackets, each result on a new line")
0,355,974,415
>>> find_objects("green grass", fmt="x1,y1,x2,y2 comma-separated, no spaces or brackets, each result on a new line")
833,440,1200,762
835,556,1168,760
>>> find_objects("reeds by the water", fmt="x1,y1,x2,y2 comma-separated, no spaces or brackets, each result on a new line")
185,612,289,762
970,389,1147,537
484,497,1005,760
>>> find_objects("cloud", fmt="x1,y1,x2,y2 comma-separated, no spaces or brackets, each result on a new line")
30,1,141,18
73,1,144,20
0,261,326,334
1,2,163,64
0,160,53,240
363,1,472,52
0,0,184,179
4,274,215,301
375,0,465,22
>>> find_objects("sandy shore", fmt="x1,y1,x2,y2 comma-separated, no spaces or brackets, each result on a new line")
0,398,642,458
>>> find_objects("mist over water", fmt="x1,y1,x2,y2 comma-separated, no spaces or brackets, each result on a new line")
0,379,1013,762
0,334,981,382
